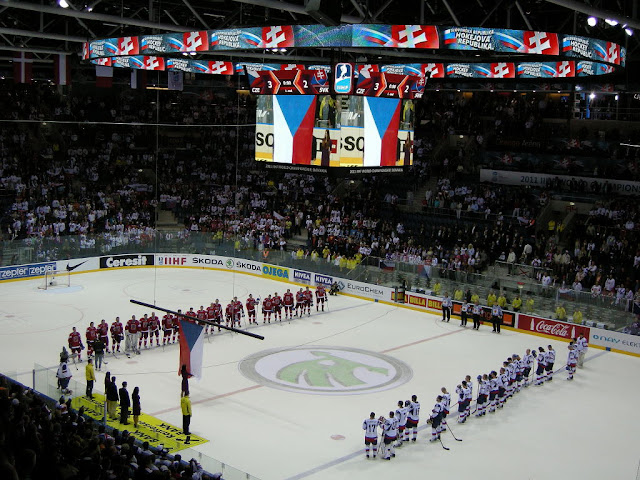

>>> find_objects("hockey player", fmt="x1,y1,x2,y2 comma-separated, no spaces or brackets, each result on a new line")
464,375,473,418
381,411,398,460
171,312,180,343
427,396,443,442
498,368,508,408
505,359,515,398
362,412,379,459
576,333,588,367
513,354,523,392
489,371,499,413
303,287,313,316
211,299,223,332
272,292,283,322
535,347,547,386
68,327,83,362
456,382,468,423
262,295,274,323
283,289,294,320
196,306,207,332
407,395,420,442
567,342,578,380
316,284,327,312
246,295,258,324
148,313,160,347
232,297,244,327
97,319,110,354
522,349,534,386
86,322,97,358
295,288,305,317
110,317,123,352
125,316,140,356
225,301,233,327
206,303,216,333
460,301,469,327
395,400,409,447
545,345,556,382
476,374,489,416
139,314,150,349
439,387,451,435
162,313,173,345
472,302,482,330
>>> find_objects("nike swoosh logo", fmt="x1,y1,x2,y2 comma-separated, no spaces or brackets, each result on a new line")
66,260,88,271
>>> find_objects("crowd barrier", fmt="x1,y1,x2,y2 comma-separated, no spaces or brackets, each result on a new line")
4,252,640,358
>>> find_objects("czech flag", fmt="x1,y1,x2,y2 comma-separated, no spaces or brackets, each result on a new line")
178,318,205,380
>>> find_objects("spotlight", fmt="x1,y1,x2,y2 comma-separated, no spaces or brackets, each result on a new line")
587,16,597,27
589,93,596,100
625,28,633,36
605,19,618,26
615,94,619,101
59,0,70,7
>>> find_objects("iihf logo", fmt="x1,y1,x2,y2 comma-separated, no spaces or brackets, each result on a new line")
334,63,353,94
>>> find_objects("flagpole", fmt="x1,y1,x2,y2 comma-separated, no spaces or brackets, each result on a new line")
130,299,264,340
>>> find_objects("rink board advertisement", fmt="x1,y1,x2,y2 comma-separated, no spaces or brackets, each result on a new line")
517,314,590,341
0,261,56,281
589,330,640,355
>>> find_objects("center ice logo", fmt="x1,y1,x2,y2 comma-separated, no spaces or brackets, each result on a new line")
238,346,412,395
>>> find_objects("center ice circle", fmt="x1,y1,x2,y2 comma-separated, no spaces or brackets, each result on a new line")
238,345,412,395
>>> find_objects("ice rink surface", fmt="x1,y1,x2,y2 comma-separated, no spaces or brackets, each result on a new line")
1,267,639,480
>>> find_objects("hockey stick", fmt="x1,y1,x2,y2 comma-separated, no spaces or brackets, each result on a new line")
446,424,463,441
438,434,450,450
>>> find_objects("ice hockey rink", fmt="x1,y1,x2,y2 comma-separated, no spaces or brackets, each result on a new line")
1,266,639,480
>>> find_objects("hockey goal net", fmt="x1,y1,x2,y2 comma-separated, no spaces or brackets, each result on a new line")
38,267,70,290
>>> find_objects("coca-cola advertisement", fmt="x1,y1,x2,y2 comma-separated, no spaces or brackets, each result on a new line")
518,314,590,341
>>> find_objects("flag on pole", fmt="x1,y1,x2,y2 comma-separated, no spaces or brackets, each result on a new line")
95,65,113,88
54,54,71,86
13,52,33,84
178,318,205,380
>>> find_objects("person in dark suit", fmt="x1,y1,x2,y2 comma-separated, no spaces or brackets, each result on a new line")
119,381,130,425
132,386,141,429
105,374,119,420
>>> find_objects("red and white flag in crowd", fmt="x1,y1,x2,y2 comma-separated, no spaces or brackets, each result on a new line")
13,52,33,84
95,65,113,88
54,54,71,86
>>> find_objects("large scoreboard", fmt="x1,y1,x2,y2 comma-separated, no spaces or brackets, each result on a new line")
250,69,331,95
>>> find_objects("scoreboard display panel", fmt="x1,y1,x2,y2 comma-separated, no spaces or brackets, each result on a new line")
354,71,425,99
250,69,331,95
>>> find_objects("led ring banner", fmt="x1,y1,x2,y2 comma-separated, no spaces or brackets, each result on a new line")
82,24,625,80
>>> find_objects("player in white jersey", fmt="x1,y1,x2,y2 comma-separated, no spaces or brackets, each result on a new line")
513,354,523,391
464,375,473,418
576,333,588,367
566,342,579,380
428,396,443,442
455,382,468,423
522,349,534,386
476,374,490,416
395,400,409,447
381,411,398,460
498,368,508,408
507,359,517,397
407,395,420,442
534,347,547,385
439,387,451,434
545,345,556,382
489,371,499,413
362,412,379,458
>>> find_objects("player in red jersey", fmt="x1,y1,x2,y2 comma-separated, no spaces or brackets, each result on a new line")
206,303,216,334
125,315,140,356
186,307,197,320
172,311,181,343
110,317,123,352
262,294,274,323
303,287,314,316
283,289,294,320
225,301,233,326
272,292,283,321
139,314,150,349
162,313,173,345
86,321,98,358
68,326,83,362
246,294,258,324
315,284,327,312
97,319,110,353
232,297,244,327
211,299,223,332
295,289,305,317
148,312,160,347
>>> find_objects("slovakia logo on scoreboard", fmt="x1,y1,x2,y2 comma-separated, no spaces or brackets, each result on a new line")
334,63,353,94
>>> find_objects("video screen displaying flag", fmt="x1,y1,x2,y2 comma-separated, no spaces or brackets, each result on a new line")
255,94,414,168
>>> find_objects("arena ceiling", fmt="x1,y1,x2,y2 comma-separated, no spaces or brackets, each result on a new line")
0,0,638,78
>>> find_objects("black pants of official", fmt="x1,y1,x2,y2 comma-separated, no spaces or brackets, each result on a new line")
473,314,480,329
86,380,94,399
183,415,191,435
492,315,501,333
442,307,450,322
461,312,467,326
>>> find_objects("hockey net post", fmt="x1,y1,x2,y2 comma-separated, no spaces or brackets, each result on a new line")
38,266,70,290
